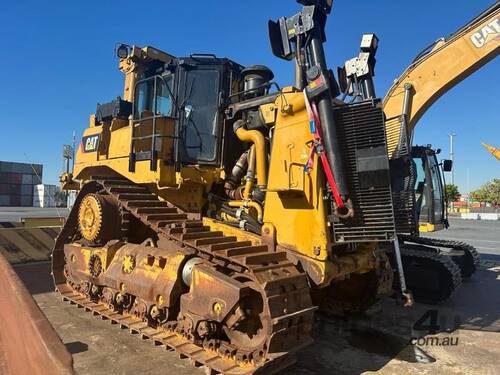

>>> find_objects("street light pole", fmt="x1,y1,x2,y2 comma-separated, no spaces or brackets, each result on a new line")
72,130,76,172
449,133,456,185
449,133,456,212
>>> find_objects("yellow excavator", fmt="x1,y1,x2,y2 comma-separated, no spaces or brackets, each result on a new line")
384,1,498,231
383,2,499,300
482,142,500,160
336,2,498,303
51,1,497,373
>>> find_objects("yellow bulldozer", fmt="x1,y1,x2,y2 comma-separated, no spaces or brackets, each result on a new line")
55,1,401,372
52,0,498,373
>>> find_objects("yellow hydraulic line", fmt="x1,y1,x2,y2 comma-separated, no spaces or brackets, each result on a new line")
243,146,256,199
228,200,263,223
235,126,267,187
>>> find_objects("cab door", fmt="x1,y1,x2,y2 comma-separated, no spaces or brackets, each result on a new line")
416,150,445,230
176,62,223,165
427,152,445,225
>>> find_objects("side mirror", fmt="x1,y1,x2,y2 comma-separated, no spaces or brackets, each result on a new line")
268,19,293,61
442,159,453,172
337,66,349,95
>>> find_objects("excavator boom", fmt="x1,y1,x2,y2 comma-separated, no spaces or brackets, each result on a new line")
376,4,498,303
384,2,500,157
482,142,500,160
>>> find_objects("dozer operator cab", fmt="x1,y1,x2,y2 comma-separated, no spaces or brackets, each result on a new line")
88,44,254,186
412,145,452,232
118,51,246,172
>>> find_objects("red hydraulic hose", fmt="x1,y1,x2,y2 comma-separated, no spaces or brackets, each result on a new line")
303,90,345,209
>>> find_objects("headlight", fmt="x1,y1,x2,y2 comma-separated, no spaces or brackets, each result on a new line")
116,44,130,59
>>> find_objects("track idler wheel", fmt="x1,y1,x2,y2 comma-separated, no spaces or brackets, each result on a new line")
78,193,123,244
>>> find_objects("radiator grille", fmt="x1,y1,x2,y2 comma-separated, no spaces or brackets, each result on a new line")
331,100,396,243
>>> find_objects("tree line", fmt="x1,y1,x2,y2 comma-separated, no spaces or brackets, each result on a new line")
445,178,500,206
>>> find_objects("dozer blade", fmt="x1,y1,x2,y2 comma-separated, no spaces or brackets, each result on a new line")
0,252,73,375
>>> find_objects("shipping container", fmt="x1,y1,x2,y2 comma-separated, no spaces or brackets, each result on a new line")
0,161,43,207
33,184,59,207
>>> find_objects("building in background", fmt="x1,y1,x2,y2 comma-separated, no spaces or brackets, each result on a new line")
33,184,59,207
0,161,42,207
67,190,77,209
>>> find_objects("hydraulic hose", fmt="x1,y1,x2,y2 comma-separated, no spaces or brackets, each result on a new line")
234,120,267,188
243,145,256,200
224,149,249,200
228,200,263,223
220,206,262,235
308,33,348,197
221,205,260,227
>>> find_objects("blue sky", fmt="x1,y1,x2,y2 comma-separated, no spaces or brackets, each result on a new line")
0,1,498,193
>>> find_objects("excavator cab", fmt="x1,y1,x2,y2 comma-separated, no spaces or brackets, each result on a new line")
411,145,451,232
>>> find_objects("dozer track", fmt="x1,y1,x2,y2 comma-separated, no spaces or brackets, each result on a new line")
399,244,462,304
52,178,316,374
399,234,480,278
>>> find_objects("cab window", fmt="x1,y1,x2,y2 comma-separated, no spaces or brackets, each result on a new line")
179,69,220,163
134,75,173,119
429,155,444,222
414,157,427,217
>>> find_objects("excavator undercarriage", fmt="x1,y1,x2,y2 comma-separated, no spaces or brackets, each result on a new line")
390,147,481,303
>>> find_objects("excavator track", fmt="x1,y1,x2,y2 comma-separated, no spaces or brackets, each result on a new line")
399,244,462,304
399,234,480,278
52,178,316,374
